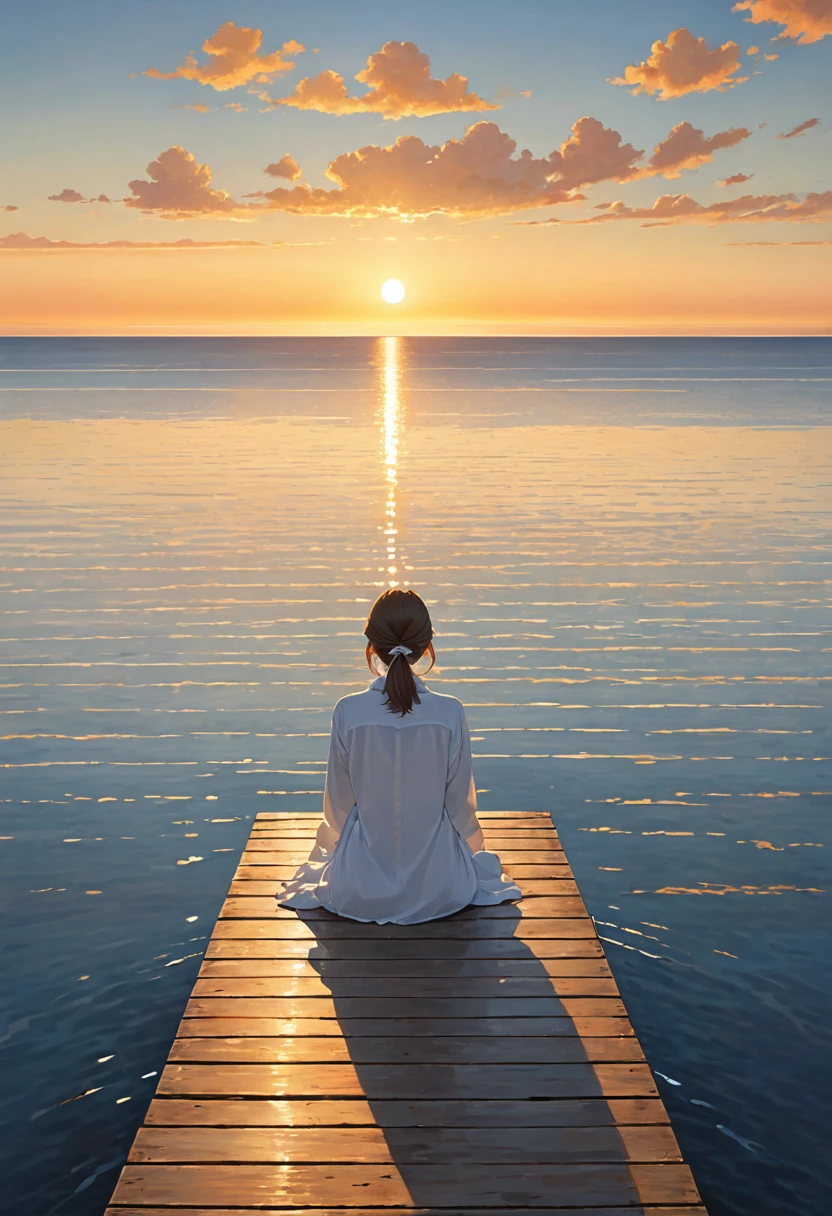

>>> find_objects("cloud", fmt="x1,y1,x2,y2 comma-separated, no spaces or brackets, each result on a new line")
48,189,112,204
125,146,248,218
3,205,19,212
643,122,752,178
145,22,303,91
264,154,302,181
265,40,498,119
609,27,746,99
732,0,832,44
0,232,284,250
48,188,86,203
247,122,578,219
521,189,832,227
717,172,755,186
777,116,821,138
224,102,248,113
548,117,644,188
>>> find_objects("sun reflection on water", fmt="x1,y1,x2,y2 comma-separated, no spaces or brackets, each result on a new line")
377,335,405,588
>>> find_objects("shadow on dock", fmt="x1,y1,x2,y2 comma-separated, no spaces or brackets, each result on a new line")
297,901,694,1210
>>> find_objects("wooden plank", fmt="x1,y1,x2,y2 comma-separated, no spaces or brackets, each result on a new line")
110,1162,700,1207
176,1017,635,1038
157,1061,657,1099
220,898,589,919
251,812,552,822
189,975,620,997
245,832,563,846
167,1036,644,1064
230,877,580,897
220,897,588,918
128,1123,680,1164
197,956,614,979
183,996,627,1018
235,863,575,880
241,849,560,865
144,1096,670,1127
109,1208,707,1216
210,918,598,939
204,936,606,959
107,810,706,1214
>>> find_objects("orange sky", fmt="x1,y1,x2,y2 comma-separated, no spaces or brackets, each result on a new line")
4,222,830,335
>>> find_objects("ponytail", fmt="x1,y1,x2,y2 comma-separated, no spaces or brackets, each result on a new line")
364,590,434,716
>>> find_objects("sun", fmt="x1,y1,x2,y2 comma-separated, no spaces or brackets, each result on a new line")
381,279,406,304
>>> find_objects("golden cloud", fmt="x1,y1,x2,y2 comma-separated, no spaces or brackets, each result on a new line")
265,154,302,181
145,22,303,91
246,122,580,219
523,189,832,227
733,0,832,44
643,122,752,179
125,146,249,218
777,117,821,138
548,117,643,188
609,27,746,99
3,205,19,212
264,40,498,119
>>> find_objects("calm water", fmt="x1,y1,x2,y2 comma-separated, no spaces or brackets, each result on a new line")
0,336,830,1215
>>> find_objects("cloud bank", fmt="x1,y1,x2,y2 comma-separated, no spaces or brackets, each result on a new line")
121,115,758,222
145,22,303,91
0,233,284,250
265,40,498,119
523,189,832,227
733,0,832,44
609,27,746,99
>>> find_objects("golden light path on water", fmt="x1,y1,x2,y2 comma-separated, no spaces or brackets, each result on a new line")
378,335,404,588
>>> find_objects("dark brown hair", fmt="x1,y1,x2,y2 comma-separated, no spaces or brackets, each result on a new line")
364,589,434,716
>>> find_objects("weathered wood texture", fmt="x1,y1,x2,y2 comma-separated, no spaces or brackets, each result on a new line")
107,811,705,1214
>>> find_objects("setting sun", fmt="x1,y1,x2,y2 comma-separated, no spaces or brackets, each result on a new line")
381,279,406,304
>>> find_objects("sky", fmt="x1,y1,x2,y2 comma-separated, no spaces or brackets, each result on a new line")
1,0,831,335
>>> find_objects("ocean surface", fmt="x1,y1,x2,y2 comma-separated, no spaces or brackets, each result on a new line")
0,336,830,1216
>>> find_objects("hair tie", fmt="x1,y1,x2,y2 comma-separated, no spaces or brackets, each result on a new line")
389,645,412,660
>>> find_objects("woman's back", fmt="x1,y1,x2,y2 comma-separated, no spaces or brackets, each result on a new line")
330,677,475,866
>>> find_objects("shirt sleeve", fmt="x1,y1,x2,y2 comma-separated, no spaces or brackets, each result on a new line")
311,705,356,860
445,703,485,854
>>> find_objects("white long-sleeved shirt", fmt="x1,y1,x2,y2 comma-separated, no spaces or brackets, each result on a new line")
277,676,521,924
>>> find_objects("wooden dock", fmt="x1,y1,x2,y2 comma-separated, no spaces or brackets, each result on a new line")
107,811,706,1214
